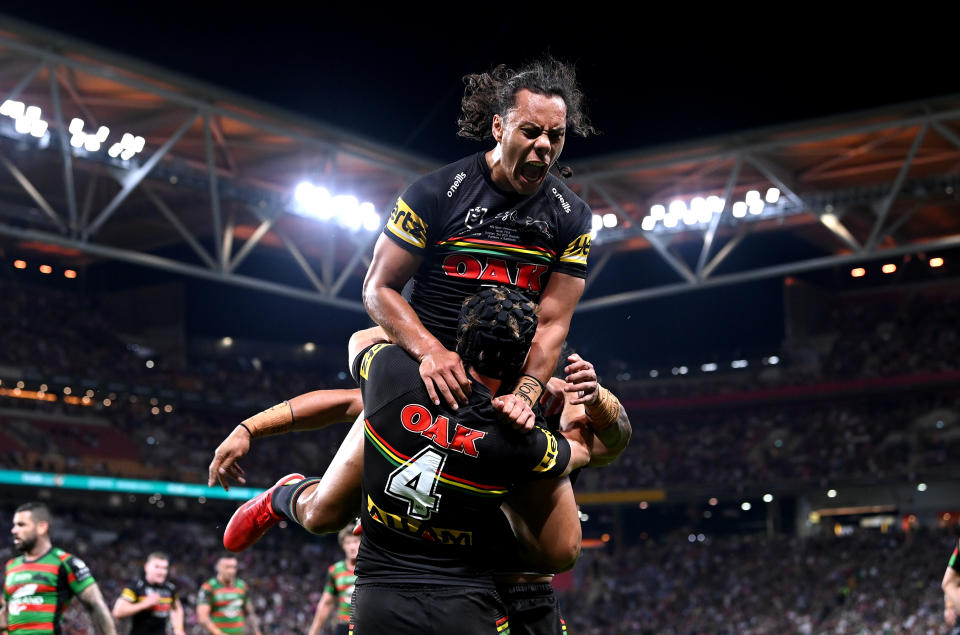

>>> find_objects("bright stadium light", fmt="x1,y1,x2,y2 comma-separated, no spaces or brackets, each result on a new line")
741,502,752,511
851,267,866,278
663,213,679,229
690,197,706,213
745,190,761,204
682,208,698,226
766,355,779,365
591,214,603,231
765,188,781,204
602,213,618,228
882,263,897,274
827,489,837,498
69,118,85,135
707,195,724,213
731,359,748,369
83,136,101,152
108,144,122,158
1,100,24,118
14,117,30,134
678,366,689,375
669,200,687,216
697,206,712,224
29,119,48,138
748,200,764,215
930,257,944,268
95,126,110,142
732,202,747,218
917,483,927,492
701,363,717,372
651,204,666,220
641,216,656,231
763,494,774,503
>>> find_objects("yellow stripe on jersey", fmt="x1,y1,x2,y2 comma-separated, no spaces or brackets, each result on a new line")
560,233,591,266
360,343,389,380
386,198,428,249
533,429,560,473
121,588,137,602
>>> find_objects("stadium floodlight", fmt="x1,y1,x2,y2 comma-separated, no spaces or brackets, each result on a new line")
70,134,84,148
881,263,897,274
766,355,780,365
641,216,656,231
701,363,717,372
850,267,866,278
363,211,382,232
591,214,603,231
741,502,752,511
731,359,748,368
732,202,747,218
707,195,724,213
120,148,136,161
1,100,24,118
827,489,837,498
917,483,927,492
930,257,944,268
690,197,706,213
589,229,598,240
763,494,774,503
23,105,40,121
748,200,764,215
133,136,145,152
29,119,47,138
602,213,617,228
650,204,666,220
697,206,712,224
745,190,761,204
682,208,698,226
765,188,781,204
663,213,679,228
332,194,360,226
669,199,687,216
13,117,30,134
83,136,101,152
107,143,122,158
69,118,84,135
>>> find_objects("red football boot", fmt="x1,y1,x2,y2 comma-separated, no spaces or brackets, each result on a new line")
223,473,304,552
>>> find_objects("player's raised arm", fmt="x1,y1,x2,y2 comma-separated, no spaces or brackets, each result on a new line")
363,235,471,409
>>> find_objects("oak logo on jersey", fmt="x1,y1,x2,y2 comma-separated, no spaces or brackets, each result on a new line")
442,255,549,293
360,343,390,380
464,206,489,229
367,495,473,546
401,404,486,457
560,233,591,266
387,198,428,249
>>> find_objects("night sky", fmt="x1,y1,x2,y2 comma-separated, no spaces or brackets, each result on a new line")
2,8,956,364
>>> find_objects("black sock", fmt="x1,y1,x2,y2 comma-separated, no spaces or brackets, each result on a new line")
270,477,321,525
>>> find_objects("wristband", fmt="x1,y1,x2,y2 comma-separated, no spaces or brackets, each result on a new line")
241,401,295,439
512,375,545,408
584,386,621,429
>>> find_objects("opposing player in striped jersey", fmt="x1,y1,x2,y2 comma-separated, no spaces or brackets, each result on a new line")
1,502,117,635
196,556,261,635
942,538,960,629
308,524,359,635
112,552,184,635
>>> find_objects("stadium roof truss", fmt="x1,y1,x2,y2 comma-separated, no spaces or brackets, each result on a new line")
0,19,438,311
571,95,960,310
1,18,959,313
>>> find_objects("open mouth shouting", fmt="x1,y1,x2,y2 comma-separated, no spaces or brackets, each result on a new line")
518,160,548,187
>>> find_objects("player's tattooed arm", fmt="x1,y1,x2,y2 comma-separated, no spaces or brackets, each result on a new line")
78,583,118,635
245,598,263,635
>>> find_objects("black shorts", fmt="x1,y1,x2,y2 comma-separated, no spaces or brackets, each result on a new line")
335,624,350,635
496,583,565,635
350,583,509,635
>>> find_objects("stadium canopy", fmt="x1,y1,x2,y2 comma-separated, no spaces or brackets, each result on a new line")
0,16,958,313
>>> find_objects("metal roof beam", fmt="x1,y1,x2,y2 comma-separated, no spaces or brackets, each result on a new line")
864,124,927,252
47,62,77,234
141,184,217,270
697,156,742,279
0,152,65,232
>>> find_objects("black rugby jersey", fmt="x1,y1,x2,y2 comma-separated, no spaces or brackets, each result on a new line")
351,343,572,587
118,577,178,635
384,152,592,349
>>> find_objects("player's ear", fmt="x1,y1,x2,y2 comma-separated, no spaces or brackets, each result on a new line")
492,114,503,144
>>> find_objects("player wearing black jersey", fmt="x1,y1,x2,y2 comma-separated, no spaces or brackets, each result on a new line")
212,58,601,538
112,552,184,635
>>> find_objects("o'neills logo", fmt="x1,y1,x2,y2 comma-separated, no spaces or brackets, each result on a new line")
442,254,548,293
447,172,467,198
552,187,571,214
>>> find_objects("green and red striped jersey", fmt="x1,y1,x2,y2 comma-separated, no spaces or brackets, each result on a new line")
321,560,356,623
197,577,249,634
3,547,96,634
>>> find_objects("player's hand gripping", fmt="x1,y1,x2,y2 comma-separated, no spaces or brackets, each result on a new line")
207,426,250,491
493,393,537,432
540,377,567,419
563,353,599,405
419,346,471,409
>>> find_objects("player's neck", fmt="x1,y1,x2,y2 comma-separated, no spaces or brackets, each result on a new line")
468,366,501,394
218,575,235,586
24,538,51,560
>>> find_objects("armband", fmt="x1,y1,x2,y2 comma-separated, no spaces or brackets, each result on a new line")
585,385,621,430
241,401,295,439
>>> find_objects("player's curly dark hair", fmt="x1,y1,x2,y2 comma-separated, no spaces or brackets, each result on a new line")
457,57,597,141
456,287,539,379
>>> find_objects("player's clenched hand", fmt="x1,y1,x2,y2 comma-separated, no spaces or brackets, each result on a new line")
207,426,250,491
564,354,599,405
493,393,536,432
419,347,471,409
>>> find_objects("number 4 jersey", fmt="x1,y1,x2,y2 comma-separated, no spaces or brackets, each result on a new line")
351,342,572,587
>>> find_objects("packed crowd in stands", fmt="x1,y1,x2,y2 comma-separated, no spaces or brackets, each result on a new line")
0,507,953,634
3,278,960,492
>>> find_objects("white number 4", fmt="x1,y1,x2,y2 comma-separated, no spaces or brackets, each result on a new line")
385,448,446,520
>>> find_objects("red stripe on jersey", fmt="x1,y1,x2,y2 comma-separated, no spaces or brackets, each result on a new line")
6,563,60,575
443,236,556,256
216,621,244,628
10,622,56,632
496,617,508,626
5,583,57,594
